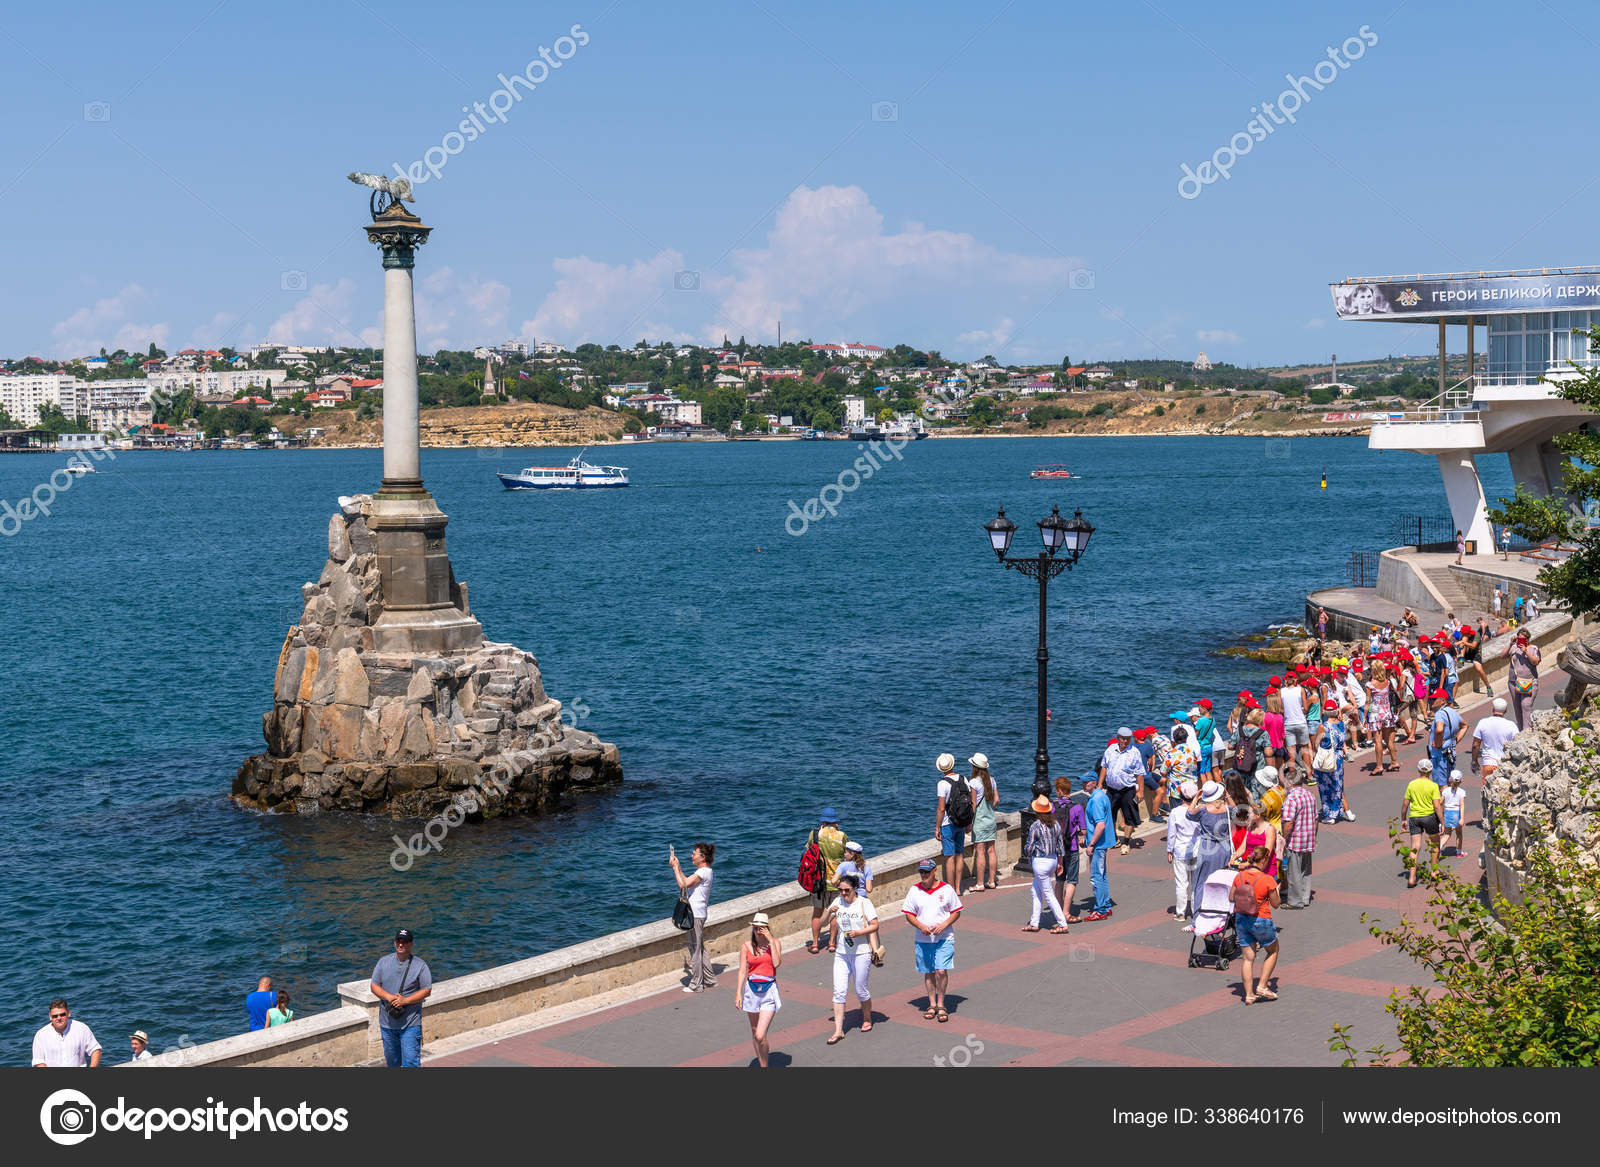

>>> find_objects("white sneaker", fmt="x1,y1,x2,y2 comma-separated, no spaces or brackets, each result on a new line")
1341,809,1357,822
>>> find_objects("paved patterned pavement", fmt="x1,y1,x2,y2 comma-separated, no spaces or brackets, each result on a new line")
432,680,1547,1068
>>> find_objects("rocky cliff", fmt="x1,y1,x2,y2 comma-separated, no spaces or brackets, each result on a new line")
233,494,623,817
1486,708,1600,869
273,402,628,448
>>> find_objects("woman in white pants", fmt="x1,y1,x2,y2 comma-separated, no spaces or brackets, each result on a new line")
821,874,878,1043
1021,796,1070,934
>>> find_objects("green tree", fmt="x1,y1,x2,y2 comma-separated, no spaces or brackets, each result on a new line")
740,412,768,433
813,409,836,432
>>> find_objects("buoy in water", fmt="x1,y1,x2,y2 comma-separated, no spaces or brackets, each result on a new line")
1320,469,1327,490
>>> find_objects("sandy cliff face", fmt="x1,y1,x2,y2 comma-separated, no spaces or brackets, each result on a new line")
273,403,628,447
993,391,1371,437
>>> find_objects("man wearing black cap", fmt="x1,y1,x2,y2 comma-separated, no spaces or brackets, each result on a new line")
370,929,432,1067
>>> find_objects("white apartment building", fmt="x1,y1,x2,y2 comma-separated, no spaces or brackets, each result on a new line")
147,369,287,398
0,373,87,426
842,394,867,426
656,399,702,425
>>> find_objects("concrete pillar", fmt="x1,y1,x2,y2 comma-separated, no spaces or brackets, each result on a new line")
382,265,421,487
1507,437,1571,502
1437,452,1493,549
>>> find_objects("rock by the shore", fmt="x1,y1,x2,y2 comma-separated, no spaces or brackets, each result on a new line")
233,495,623,818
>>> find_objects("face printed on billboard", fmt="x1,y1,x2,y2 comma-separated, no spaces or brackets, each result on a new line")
1331,273,1600,319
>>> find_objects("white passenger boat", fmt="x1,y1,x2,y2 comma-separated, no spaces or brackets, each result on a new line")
64,461,96,476
497,450,630,490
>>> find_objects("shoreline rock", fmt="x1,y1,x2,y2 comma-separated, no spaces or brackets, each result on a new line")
233,495,623,819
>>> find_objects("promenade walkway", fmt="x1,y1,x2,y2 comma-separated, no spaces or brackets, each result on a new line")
430,681,1548,1068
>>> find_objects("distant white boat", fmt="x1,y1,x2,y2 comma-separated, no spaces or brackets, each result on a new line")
497,450,630,490
64,461,96,476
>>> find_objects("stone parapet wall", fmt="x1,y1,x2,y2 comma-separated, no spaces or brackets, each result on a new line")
131,819,1023,1067
1449,562,1549,617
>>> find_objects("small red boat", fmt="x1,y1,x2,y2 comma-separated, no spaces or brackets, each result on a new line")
1029,464,1077,479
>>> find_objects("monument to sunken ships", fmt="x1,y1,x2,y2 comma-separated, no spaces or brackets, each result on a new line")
233,174,622,817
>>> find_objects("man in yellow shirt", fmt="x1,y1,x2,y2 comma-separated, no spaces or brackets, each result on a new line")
1256,766,1286,869
1401,760,1444,888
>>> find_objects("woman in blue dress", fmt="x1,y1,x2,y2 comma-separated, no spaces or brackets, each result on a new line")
1189,780,1235,894
1312,699,1350,823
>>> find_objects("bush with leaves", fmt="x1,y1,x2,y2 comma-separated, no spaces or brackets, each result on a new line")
1331,721,1600,1066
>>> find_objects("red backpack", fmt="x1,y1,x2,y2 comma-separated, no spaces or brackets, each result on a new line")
797,830,824,893
1231,869,1266,916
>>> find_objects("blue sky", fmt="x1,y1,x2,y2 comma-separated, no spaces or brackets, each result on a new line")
2,0,1596,365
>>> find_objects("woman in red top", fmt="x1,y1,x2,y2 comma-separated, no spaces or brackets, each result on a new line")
736,912,783,1066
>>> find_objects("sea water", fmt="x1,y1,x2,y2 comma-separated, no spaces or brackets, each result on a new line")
0,435,1514,1057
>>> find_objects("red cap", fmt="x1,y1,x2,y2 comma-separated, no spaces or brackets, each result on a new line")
1265,686,1279,695
1268,675,1282,685
1323,699,1338,711
1132,727,1153,741
1197,698,1213,709
1237,690,1252,700
1430,688,1449,700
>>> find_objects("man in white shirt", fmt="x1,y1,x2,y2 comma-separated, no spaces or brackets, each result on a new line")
1471,699,1519,778
33,1000,101,1067
129,1030,154,1062
1100,727,1148,855
902,858,962,1022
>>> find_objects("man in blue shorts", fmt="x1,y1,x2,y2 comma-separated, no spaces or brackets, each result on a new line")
902,858,963,1022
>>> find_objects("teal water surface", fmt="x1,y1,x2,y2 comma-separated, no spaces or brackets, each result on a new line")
0,435,1513,1060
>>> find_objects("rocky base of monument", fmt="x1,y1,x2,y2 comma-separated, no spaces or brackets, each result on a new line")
233,495,623,818
1486,707,1600,869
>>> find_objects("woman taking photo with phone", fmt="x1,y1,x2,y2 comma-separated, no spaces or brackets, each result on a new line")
669,842,715,993
736,911,783,1066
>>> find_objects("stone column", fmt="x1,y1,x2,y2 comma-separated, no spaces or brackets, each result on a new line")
362,201,483,654
382,264,422,488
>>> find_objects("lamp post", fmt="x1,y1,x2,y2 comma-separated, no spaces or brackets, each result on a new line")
983,505,1095,792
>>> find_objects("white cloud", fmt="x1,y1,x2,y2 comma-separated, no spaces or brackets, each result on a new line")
958,318,1015,351
1196,328,1241,345
517,185,1080,354
189,311,239,351
415,267,512,353
520,250,691,350
51,284,170,357
266,279,369,347
706,186,1075,347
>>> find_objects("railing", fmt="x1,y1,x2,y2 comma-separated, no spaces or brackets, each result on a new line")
1393,515,1458,550
1371,408,1482,425
1345,551,1379,587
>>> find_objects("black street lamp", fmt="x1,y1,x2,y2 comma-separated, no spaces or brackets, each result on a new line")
983,505,1095,793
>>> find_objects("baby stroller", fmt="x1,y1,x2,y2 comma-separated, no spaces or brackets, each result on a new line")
1187,868,1241,970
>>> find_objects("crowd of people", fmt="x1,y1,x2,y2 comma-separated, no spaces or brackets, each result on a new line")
29,611,1542,1070
666,609,1540,1064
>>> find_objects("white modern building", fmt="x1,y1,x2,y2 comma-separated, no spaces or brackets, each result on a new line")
842,394,867,426
1333,268,1598,547
0,373,86,426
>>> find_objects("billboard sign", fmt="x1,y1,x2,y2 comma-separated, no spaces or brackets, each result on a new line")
1331,273,1600,319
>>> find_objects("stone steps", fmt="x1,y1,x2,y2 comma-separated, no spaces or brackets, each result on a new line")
1420,565,1471,612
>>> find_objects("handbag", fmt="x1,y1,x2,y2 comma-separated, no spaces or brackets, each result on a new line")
1312,731,1337,773
672,891,695,931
